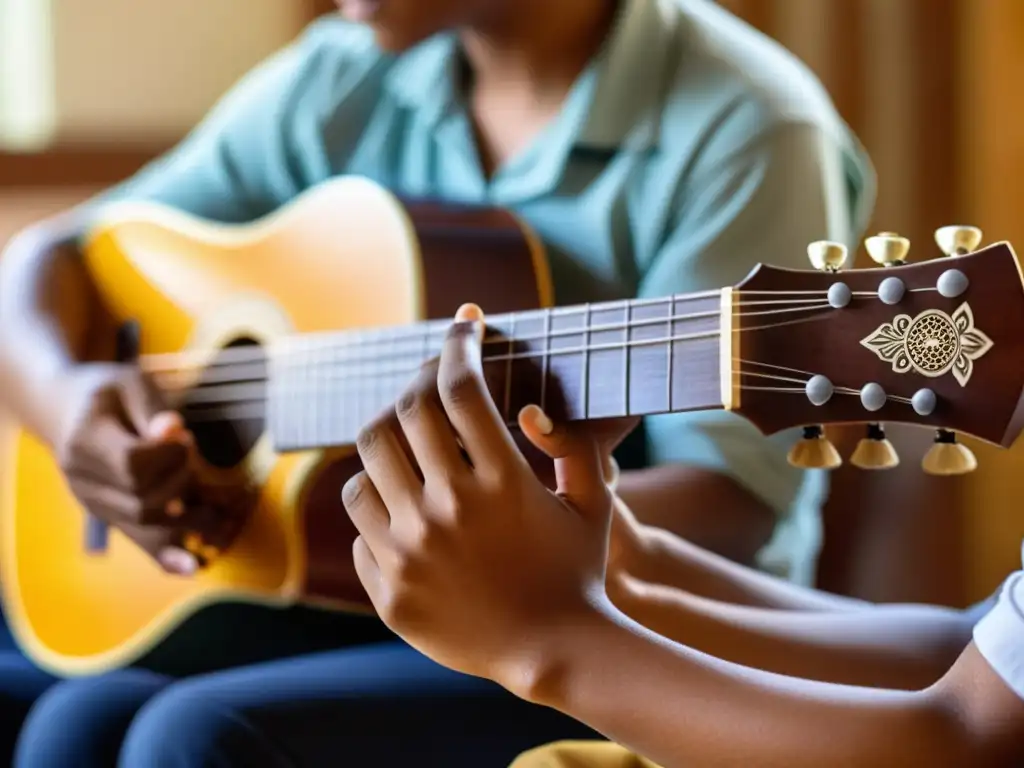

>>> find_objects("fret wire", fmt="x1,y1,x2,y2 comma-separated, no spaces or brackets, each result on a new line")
666,298,674,412
623,302,631,417
540,307,551,413
503,313,516,423
582,303,591,419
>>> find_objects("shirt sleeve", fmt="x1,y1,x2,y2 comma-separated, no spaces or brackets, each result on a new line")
973,571,1024,701
89,21,343,224
638,107,875,583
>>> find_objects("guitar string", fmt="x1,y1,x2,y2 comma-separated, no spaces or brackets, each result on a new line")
139,288,718,369
170,311,915,422
179,372,915,425
146,286,920,401
150,300,830,390
138,295,759,372
159,308,829,409
139,286,937,374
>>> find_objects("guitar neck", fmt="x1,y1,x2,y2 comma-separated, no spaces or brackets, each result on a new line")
267,289,734,453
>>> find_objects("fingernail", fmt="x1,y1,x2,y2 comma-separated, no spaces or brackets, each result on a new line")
455,303,484,323
148,411,184,440
522,405,554,435
158,547,197,575
454,304,486,343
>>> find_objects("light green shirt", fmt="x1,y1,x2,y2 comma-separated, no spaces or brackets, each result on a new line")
101,0,876,585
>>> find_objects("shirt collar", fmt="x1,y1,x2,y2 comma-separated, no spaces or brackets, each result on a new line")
382,0,677,151
382,33,461,128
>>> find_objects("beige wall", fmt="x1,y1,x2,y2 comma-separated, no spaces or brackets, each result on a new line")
53,0,307,141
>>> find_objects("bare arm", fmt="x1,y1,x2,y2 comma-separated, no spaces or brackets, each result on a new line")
0,213,110,443
610,492,871,611
616,465,775,567
530,606,1024,768
607,569,993,690
346,314,1024,768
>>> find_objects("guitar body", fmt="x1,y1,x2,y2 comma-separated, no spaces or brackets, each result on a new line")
0,176,551,676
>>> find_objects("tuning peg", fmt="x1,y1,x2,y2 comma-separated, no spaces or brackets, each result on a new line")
922,429,977,476
788,425,842,470
850,423,900,470
802,245,848,454
807,241,848,272
865,232,910,267
934,225,983,257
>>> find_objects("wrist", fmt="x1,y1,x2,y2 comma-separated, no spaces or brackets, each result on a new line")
512,595,627,710
40,362,100,448
608,499,660,581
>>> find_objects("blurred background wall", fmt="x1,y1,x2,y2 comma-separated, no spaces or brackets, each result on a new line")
716,0,1024,609
1,0,1022,607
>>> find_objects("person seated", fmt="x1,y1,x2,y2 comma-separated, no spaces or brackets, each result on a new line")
2,0,872,765
342,304,1024,767
1,0,872,763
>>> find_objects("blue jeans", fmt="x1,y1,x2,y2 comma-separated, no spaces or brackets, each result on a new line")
0,609,59,765
14,641,596,767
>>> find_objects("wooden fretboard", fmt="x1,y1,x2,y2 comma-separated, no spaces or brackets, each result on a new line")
267,290,731,453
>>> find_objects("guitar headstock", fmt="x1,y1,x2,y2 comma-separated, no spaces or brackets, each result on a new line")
732,227,1024,475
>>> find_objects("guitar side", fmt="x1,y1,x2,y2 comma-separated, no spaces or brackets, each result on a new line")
0,177,550,676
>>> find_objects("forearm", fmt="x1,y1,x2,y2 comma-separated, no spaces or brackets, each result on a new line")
611,487,868,611
617,464,773,566
608,575,973,690
530,605,972,768
0,212,103,443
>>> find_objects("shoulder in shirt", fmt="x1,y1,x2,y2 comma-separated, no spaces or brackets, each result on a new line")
662,0,854,145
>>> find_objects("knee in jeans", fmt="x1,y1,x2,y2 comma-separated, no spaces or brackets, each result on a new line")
15,669,166,768
118,684,285,767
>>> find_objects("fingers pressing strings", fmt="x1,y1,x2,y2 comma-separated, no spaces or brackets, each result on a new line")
437,305,522,473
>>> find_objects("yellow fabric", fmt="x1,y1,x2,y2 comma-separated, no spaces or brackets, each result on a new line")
509,741,662,768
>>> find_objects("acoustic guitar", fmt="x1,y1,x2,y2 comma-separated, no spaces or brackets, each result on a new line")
3,176,1023,678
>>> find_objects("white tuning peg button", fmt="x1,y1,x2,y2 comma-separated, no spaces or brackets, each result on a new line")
912,389,937,416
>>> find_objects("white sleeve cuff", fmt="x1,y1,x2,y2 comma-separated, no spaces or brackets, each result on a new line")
973,571,1024,702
